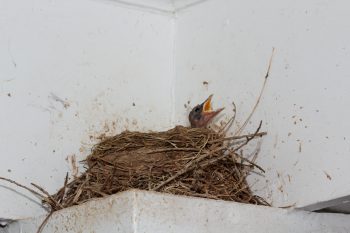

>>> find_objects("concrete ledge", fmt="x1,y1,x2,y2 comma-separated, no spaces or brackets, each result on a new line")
6,190,350,233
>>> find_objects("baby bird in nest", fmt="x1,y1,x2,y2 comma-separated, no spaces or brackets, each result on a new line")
189,94,224,128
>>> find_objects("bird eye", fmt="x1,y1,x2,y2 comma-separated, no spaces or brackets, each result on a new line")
195,107,200,112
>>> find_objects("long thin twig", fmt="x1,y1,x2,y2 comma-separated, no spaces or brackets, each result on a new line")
57,173,69,205
219,100,237,134
199,121,264,172
153,122,263,191
233,121,262,152
235,48,275,135
31,183,63,210
36,211,54,233
152,146,226,191
232,152,265,173
0,177,46,200
146,147,200,154
210,132,266,143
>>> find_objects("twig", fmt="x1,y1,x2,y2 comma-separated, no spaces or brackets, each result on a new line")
0,177,46,200
31,183,63,210
62,173,69,201
199,122,264,172
36,211,54,233
146,148,200,154
232,152,265,173
152,146,226,191
153,122,263,191
233,121,262,152
219,100,237,134
210,132,266,143
235,48,275,135
55,173,69,205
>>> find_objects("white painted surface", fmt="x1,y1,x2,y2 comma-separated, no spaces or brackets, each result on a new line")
0,0,174,219
5,190,350,233
81,0,206,13
174,0,350,209
172,0,207,11
107,0,174,13
2,0,350,221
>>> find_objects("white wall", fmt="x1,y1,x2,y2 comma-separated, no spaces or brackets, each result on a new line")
0,0,174,219
174,0,350,209
2,0,350,221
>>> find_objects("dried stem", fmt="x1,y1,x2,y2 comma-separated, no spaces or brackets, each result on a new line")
36,211,53,233
0,177,46,201
236,48,275,135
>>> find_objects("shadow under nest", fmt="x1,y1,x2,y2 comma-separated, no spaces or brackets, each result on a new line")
50,124,269,211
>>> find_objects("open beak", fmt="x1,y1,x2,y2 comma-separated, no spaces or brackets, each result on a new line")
201,94,225,123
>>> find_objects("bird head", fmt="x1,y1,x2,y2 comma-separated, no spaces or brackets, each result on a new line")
189,94,224,128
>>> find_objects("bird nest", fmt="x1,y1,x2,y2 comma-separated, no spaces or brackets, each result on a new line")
48,124,268,211
0,122,268,233
0,122,269,233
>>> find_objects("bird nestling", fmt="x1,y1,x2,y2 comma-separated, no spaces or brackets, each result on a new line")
189,94,224,128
